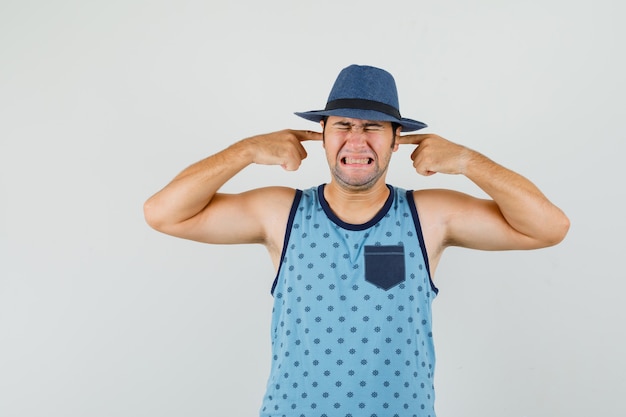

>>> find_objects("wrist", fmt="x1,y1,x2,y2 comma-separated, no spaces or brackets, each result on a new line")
228,137,258,166
460,148,489,178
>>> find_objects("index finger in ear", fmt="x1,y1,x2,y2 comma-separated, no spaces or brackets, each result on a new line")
397,134,432,145
296,130,323,141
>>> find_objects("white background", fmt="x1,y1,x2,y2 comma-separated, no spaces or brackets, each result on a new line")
1,1,624,416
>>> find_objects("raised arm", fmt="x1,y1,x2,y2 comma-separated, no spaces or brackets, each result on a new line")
399,134,570,252
143,129,322,250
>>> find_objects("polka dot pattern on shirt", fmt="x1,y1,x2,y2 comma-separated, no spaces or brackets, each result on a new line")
260,185,438,417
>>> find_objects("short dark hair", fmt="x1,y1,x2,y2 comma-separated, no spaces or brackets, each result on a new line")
391,123,401,147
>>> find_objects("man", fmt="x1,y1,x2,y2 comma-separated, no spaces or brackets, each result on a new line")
144,64,569,417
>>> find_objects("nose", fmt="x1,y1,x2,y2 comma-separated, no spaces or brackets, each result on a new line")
345,126,367,141
344,130,368,150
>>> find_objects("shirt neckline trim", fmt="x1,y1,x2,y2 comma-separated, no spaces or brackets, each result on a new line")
317,183,395,231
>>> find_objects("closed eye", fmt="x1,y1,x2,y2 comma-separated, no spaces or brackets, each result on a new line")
333,122,352,130
331,122,385,133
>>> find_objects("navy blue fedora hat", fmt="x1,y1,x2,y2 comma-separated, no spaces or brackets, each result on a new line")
295,64,427,132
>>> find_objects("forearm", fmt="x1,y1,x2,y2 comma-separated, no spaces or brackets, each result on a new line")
463,151,569,246
143,140,253,231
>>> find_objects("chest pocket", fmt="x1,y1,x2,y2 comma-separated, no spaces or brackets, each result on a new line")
364,245,406,290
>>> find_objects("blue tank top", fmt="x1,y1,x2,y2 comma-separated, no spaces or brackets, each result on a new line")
261,184,439,417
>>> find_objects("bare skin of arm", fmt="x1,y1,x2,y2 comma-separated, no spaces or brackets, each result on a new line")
144,126,568,279
397,134,570,273
143,129,322,268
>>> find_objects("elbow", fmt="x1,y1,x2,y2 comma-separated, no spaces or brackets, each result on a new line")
143,197,166,232
556,213,571,244
541,212,571,248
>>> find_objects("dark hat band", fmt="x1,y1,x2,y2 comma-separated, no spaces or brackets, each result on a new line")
325,98,401,120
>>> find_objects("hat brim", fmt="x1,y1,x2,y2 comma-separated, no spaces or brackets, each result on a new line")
294,108,427,132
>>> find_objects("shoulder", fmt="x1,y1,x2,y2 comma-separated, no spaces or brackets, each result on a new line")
411,188,479,211
234,186,301,218
200,186,299,244
243,185,300,202
241,186,302,247
406,189,483,269
410,188,484,242
410,188,489,225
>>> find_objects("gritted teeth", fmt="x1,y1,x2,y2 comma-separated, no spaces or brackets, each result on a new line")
342,157,373,164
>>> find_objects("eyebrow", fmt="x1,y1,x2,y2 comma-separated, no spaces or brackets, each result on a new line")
332,121,385,128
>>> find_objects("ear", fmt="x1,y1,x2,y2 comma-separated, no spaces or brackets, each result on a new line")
320,120,326,146
392,125,402,152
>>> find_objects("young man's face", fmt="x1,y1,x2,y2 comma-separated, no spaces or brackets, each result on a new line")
321,116,401,190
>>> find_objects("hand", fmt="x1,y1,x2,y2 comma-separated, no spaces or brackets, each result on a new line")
245,129,323,171
397,133,471,176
